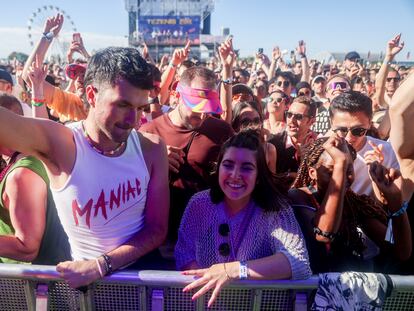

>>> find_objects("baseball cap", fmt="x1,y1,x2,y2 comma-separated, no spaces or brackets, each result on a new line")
176,83,222,114
311,75,327,85
0,69,13,86
345,51,360,61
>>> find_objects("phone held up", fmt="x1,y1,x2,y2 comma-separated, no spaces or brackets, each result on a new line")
73,33,81,43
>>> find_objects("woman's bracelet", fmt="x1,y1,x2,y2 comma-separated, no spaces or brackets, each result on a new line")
385,201,408,244
223,263,230,280
313,226,336,241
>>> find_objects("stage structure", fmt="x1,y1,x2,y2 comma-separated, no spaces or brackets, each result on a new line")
124,0,226,61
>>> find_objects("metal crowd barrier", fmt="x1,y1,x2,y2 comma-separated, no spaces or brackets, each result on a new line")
1,264,414,311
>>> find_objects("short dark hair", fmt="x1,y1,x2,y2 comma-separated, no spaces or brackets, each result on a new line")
292,96,317,117
180,66,217,89
275,71,295,85
329,90,373,120
148,63,161,82
84,47,153,90
210,129,289,212
0,93,23,115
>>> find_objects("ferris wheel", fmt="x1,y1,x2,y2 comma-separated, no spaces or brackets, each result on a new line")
27,5,77,63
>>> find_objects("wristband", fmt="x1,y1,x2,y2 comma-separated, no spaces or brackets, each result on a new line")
385,201,408,244
42,32,54,42
313,226,336,241
31,100,44,107
221,78,232,84
169,62,177,68
101,254,113,275
239,261,248,280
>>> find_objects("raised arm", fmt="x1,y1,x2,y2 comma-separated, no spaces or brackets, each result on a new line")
389,71,414,198
159,41,190,105
268,46,281,80
297,40,310,83
313,136,350,241
218,37,236,124
374,34,404,109
27,55,49,119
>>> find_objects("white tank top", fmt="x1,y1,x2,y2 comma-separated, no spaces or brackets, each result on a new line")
51,122,150,260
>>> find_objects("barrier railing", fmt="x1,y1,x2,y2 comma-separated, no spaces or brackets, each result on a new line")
1,264,413,310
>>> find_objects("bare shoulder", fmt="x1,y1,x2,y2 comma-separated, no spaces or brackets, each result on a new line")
136,130,167,172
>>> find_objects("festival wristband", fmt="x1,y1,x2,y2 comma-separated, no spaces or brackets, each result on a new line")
239,261,248,280
31,100,44,107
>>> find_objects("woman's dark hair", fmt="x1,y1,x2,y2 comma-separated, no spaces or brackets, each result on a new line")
84,47,153,90
231,101,263,132
292,137,387,254
210,129,289,212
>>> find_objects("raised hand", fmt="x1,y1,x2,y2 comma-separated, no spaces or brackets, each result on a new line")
218,37,236,69
171,41,191,66
27,55,48,98
296,40,306,56
322,134,351,165
43,13,64,37
272,46,281,60
368,162,403,209
386,33,404,60
364,140,384,165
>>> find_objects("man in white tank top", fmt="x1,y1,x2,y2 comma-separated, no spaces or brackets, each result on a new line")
0,47,169,288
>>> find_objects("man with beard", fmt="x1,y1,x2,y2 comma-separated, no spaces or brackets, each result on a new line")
140,66,234,244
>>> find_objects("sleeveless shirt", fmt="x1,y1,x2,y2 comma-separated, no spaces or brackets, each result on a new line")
51,122,150,260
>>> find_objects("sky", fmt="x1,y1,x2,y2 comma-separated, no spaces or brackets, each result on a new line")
1,0,413,61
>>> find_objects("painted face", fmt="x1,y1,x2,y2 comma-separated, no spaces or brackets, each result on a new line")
219,147,258,205
330,110,370,152
285,102,314,140
90,79,149,144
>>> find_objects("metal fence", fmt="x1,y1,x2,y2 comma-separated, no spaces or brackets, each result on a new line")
0,264,413,311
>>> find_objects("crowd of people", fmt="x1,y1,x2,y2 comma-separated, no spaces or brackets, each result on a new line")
1,13,414,306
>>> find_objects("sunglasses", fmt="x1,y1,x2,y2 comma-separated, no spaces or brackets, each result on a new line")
386,77,400,82
333,126,368,137
239,117,261,128
277,80,290,88
271,97,286,104
298,90,311,97
285,111,310,121
218,223,230,257
328,81,349,91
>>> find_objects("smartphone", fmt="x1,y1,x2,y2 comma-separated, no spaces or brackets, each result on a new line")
258,48,263,54
73,33,81,43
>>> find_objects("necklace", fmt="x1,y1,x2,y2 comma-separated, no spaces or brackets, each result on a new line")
81,122,126,156
0,152,20,183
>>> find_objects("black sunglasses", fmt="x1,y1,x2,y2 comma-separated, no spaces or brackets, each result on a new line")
298,90,311,97
218,223,230,256
239,117,261,128
277,80,290,88
333,126,368,137
386,77,400,82
285,111,310,121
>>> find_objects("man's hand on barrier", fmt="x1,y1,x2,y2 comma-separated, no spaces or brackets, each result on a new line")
56,260,100,288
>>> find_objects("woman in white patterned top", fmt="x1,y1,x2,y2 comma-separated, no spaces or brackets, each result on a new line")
175,129,311,307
